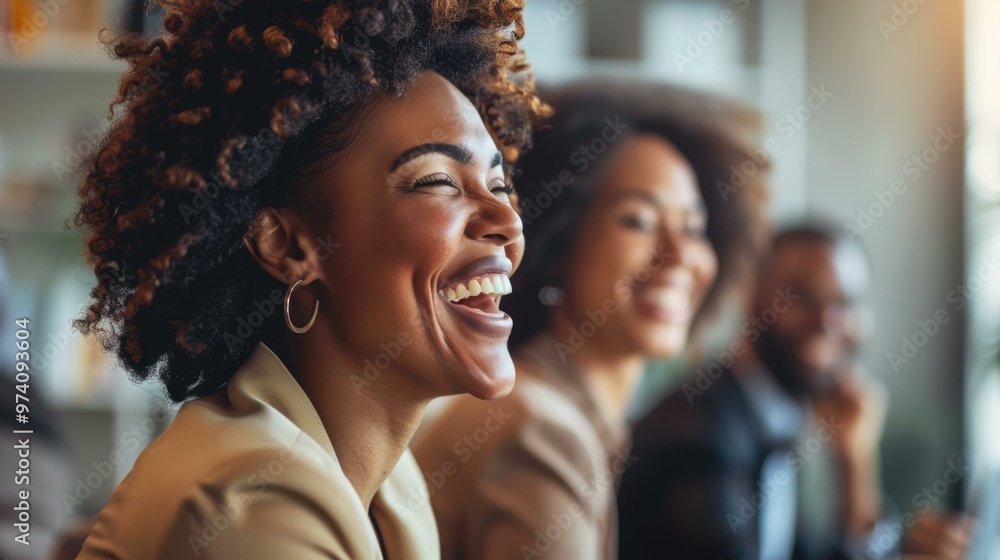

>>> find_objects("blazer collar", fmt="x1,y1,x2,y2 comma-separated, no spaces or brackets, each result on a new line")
223,341,440,559
226,340,337,457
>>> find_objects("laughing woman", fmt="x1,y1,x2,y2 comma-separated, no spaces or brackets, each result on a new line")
412,82,768,559
71,0,547,558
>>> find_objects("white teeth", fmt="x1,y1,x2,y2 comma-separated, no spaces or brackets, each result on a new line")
637,289,688,311
442,274,513,303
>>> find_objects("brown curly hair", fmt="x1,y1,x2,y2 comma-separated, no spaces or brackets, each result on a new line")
71,0,548,402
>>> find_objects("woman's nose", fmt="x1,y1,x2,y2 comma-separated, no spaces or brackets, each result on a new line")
467,195,523,247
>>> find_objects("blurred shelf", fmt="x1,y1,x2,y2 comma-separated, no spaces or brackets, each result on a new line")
0,179,82,238
46,379,173,414
0,53,124,75
51,398,119,412
51,397,162,413
0,31,128,233
0,32,125,76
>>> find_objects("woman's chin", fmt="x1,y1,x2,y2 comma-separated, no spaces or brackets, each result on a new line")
637,329,689,360
457,360,516,400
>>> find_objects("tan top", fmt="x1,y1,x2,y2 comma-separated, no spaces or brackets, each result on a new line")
77,341,440,560
412,332,631,560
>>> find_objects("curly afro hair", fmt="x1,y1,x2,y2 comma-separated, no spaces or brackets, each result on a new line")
71,0,548,402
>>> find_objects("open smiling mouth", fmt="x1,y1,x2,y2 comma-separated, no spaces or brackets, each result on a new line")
633,287,692,323
438,273,513,337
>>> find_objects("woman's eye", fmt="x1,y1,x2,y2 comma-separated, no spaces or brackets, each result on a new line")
685,216,708,237
490,181,514,202
619,214,656,232
684,223,704,236
410,174,460,193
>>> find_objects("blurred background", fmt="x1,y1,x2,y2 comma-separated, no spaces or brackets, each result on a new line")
0,0,996,557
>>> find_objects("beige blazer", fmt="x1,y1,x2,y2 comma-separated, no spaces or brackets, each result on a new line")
77,341,440,560
412,332,632,560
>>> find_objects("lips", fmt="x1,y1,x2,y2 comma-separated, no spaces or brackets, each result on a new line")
438,255,514,338
632,272,695,324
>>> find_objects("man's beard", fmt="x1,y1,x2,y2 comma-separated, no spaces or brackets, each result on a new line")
753,327,822,400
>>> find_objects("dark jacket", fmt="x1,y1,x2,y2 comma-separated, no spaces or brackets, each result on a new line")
617,366,877,560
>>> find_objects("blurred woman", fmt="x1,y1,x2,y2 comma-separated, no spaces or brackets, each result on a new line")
70,0,547,557
412,81,769,559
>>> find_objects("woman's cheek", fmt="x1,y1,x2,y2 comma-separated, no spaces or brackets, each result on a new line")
508,234,526,273
391,200,463,251
693,242,719,304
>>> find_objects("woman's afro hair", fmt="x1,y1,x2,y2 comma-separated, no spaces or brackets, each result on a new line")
71,0,549,401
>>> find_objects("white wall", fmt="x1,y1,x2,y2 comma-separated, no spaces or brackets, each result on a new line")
805,0,967,507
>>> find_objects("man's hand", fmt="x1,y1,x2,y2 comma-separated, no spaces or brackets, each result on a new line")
810,371,888,459
810,370,888,537
903,511,975,560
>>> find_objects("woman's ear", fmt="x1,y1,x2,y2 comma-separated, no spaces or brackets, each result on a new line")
243,208,320,285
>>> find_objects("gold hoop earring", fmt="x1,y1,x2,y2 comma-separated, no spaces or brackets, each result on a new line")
284,277,319,334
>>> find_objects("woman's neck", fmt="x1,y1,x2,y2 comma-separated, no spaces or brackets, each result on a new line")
545,315,646,422
267,329,429,511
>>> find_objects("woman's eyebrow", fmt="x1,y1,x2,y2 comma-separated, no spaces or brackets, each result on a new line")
389,143,472,172
388,143,503,172
606,189,661,208
607,188,707,213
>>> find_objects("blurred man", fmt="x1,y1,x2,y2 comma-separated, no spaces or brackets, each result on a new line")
618,225,898,560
